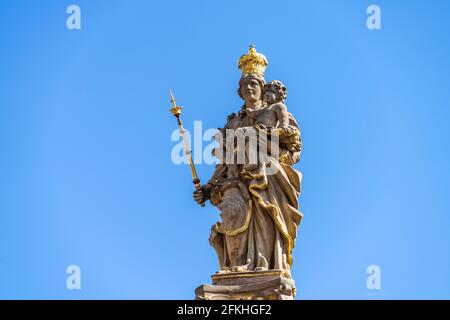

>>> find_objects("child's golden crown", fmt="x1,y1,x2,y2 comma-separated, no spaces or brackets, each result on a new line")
238,44,268,78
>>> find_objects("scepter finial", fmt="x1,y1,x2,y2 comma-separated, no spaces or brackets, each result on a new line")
169,89,183,116
169,89,176,104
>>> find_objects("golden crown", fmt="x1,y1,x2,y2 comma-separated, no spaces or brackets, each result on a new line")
238,44,268,78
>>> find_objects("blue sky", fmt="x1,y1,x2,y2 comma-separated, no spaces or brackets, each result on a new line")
1,0,450,299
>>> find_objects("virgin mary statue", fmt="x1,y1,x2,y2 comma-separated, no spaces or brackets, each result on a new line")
193,46,303,280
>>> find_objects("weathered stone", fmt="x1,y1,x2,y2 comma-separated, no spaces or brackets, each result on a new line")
195,270,296,300
192,46,303,300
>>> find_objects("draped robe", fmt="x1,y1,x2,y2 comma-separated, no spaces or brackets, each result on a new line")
208,105,302,277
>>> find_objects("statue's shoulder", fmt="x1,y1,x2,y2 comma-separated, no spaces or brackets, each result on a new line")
224,107,245,128
227,112,237,122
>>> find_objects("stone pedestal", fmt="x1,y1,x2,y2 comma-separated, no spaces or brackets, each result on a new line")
195,270,296,300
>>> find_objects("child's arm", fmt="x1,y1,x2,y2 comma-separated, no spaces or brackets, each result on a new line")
272,102,301,151
273,102,290,127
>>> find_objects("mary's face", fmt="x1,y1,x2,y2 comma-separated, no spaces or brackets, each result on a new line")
241,77,262,103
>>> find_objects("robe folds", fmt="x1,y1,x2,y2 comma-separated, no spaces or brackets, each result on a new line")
208,107,302,276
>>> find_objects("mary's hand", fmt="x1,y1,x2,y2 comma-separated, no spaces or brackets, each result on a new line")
193,184,212,206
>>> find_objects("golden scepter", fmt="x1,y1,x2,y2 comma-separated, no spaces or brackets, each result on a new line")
168,90,204,207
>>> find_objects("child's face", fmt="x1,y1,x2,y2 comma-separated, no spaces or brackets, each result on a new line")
263,89,278,105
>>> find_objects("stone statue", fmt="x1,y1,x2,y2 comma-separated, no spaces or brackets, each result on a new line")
194,45,303,300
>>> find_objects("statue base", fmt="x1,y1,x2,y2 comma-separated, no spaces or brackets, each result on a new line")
195,269,296,300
